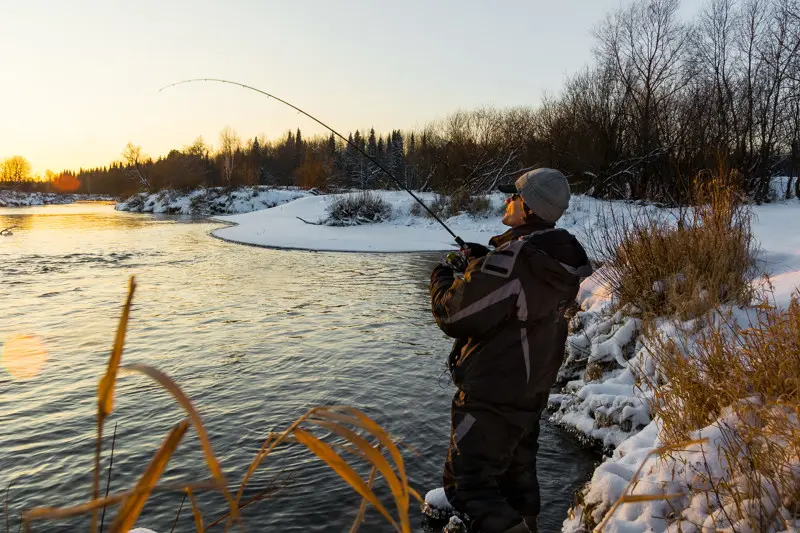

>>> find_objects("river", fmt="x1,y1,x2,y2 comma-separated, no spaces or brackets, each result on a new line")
0,204,597,532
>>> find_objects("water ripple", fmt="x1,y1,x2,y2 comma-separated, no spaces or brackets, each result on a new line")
0,205,598,533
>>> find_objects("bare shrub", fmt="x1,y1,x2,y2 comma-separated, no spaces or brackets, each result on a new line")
410,194,448,218
589,170,756,319
326,191,392,226
409,191,492,219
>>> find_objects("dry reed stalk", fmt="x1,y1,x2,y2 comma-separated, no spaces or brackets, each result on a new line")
587,169,755,320
120,364,241,529
186,487,204,533
350,463,379,533
24,281,421,533
294,428,400,530
108,420,190,533
99,421,119,533
23,481,221,523
637,293,800,529
169,493,186,533
230,406,421,533
93,276,136,533
205,470,292,529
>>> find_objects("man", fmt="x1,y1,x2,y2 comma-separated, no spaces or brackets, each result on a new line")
429,168,592,533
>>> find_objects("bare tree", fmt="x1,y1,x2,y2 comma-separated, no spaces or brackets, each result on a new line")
594,0,691,198
121,142,151,189
218,127,241,187
1,155,32,183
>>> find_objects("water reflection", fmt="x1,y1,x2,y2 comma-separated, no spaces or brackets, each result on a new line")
0,204,597,533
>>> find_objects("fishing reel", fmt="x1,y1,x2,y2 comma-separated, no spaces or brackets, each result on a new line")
444,251,469,273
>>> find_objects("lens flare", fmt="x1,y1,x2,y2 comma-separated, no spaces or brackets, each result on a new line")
1,334,48,380
52,173,81,193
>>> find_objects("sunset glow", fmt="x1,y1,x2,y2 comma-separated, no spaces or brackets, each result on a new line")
0,0,704,176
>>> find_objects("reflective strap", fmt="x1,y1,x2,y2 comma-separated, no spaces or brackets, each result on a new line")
454,414,476,444
521,328,530,383
442,279,522,325
517,285,528,321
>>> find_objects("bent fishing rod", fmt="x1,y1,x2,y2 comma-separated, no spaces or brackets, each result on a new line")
159,78,466,249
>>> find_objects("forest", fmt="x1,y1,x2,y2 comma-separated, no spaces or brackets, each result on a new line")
3,0,799,204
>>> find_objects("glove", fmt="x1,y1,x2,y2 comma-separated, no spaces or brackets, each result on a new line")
463,242,490,258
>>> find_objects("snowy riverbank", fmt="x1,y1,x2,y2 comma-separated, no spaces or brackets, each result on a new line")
0,190,113,207
209,190,603,252
553,200,800,532
114,186,310,216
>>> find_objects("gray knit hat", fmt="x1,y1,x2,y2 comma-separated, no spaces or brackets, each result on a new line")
498,168,570,223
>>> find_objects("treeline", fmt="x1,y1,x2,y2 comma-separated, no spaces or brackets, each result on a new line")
3,0,799,203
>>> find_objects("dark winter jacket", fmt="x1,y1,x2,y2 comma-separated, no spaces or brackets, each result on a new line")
430,221,592,404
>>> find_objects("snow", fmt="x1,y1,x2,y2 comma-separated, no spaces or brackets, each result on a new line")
210,191,603,252
425,487,454,511
0,190,112,207
558,193,800,532
115,186,309,216
564,407,800,532
750,202,800,307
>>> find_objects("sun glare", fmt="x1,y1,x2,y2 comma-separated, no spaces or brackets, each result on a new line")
52,173,81,193
1,334,48,380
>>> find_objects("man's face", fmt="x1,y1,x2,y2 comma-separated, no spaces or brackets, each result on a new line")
502,194,527,227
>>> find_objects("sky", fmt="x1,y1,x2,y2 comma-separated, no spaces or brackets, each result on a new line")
1,0,704,176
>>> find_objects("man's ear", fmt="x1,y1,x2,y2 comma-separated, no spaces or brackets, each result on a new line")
523,203,534,220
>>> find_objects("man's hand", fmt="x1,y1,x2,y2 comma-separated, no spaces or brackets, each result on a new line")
463,242,490,258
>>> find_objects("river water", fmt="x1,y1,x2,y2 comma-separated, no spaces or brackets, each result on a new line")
0,204,597,532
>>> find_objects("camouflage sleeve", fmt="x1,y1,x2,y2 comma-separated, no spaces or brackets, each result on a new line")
430,244,526,338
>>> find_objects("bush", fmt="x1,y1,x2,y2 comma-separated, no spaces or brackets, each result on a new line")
589,170,756,319
325,191,392,226
638,294,800,530
451,190,492,217
409,191,493,219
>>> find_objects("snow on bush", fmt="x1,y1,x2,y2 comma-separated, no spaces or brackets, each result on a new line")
324,190,392,226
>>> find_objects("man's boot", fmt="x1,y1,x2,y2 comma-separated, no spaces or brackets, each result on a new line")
522,516,538,533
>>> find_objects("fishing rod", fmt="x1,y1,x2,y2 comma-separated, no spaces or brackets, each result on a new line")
159,78,466,249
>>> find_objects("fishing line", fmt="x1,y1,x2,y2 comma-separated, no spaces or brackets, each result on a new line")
159,78,466,248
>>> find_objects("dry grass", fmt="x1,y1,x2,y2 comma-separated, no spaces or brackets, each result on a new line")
637,294,800,530
589,169,756,319
577,170,800,530
20,276,422,533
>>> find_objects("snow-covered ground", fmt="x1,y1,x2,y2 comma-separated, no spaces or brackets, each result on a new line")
115,186,310,216
555,199,800,531
0,190,113,207
210,191,602,252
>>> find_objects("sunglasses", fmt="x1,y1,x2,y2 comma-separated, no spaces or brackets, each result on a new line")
505,193,521,204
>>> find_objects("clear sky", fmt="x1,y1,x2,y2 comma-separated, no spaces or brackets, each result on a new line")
1,0,703,176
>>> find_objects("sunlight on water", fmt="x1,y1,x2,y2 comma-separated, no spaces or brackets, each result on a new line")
1,333,48,380
0,204,598,532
